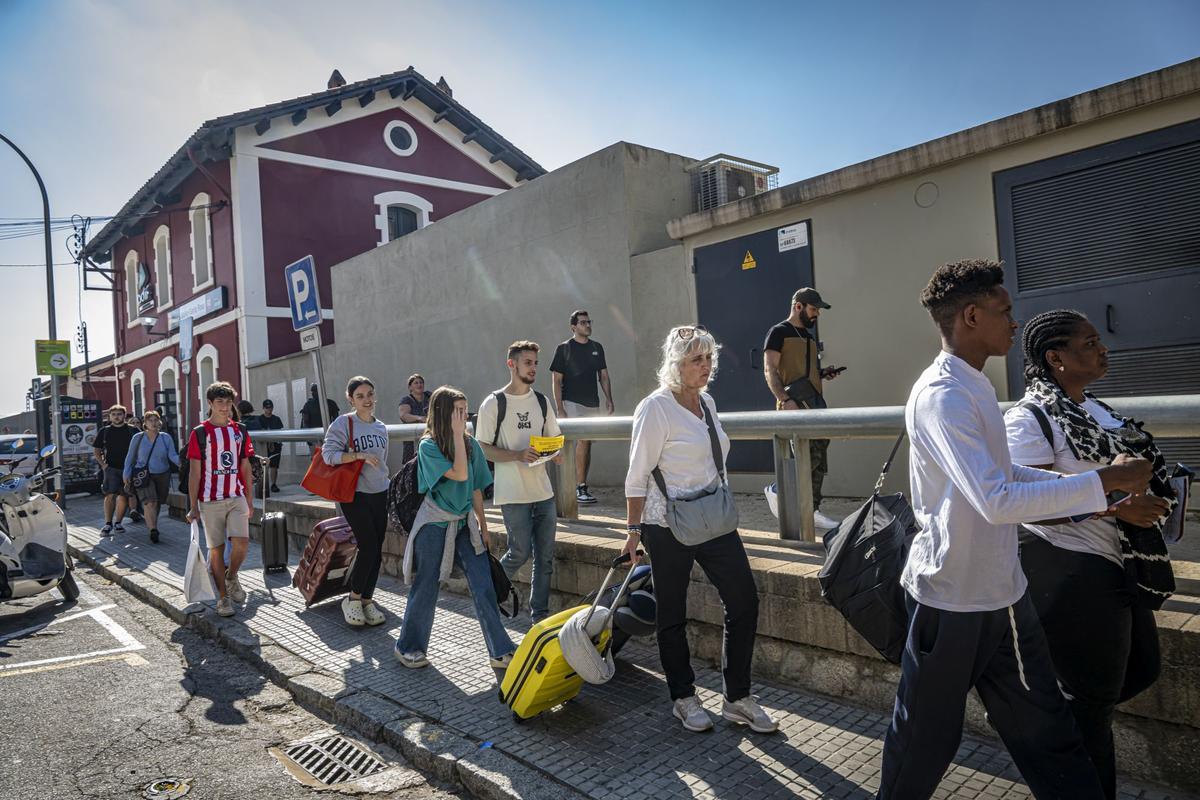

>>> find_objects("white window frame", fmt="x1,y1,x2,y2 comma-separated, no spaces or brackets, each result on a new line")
125,250,140,328
373,191,433,247
382,120,419,157
190,192,215,291
130,369,146,420
157,355,180,436
153,225,173,311
196,343,219,410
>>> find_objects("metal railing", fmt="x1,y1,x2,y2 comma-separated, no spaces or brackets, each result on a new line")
248,394,1200,543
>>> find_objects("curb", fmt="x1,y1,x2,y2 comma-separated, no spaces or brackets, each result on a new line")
68,540,588,800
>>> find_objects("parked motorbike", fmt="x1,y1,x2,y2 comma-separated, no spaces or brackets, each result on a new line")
0,444,78,602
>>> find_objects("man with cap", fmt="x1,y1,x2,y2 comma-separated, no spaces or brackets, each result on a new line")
259,399,285,492
300,383,339,430
763,288,844,530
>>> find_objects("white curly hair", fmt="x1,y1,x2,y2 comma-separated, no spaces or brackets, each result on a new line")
655,325,721,392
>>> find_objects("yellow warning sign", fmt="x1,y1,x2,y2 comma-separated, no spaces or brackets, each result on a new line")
741,251,757,270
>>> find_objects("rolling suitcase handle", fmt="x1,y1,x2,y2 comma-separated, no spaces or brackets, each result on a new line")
583,551,643,630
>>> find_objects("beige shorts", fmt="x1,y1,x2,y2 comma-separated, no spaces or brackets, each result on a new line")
563,400,605,418
199,496,250,549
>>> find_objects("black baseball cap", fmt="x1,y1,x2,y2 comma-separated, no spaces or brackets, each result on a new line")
792,287,831,309
262,399,274,408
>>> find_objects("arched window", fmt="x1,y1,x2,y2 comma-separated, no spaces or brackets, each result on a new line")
153,225,173,310
372,191,432,247
125,250,140,327
190,193,214,290
130,369,146,420
196,344,219,411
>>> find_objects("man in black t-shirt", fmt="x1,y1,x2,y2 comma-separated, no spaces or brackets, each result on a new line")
93,404,137,536
259,399,285,492
763,288,844,530
550,309,614,506
300,383,339,429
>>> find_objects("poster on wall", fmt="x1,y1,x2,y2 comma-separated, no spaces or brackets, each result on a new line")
58,398,102,491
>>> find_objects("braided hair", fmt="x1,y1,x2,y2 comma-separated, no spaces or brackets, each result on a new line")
1021,309,1089,382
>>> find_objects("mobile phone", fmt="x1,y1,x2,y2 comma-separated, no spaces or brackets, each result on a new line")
824,366,847,376
1068,490,1134,524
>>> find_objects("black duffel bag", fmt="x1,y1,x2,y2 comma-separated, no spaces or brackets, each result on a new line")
818,432,918,664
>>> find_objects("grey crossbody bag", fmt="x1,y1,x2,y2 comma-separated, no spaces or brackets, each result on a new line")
651,401,739,545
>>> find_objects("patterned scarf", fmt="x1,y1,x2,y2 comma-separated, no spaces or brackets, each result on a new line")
1025,379,1177,608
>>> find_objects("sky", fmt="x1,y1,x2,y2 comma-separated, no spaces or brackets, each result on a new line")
1,0,1198,416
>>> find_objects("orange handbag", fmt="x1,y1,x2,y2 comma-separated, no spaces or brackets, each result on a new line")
301,415,364,503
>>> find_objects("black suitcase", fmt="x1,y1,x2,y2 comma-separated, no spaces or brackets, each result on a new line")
259,456,288,574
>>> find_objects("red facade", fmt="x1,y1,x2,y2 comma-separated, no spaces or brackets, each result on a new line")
103,82,524,433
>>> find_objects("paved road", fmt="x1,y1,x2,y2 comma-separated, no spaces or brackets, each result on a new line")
0,566,464,800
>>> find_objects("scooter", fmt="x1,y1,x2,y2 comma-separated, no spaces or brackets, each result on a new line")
0,444,79,603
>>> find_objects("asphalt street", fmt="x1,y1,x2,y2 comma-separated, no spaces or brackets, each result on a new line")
0,565,465,800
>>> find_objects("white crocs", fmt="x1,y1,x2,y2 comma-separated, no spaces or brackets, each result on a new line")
341,597,366,626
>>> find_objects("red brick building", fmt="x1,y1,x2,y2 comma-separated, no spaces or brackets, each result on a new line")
81,68,543,439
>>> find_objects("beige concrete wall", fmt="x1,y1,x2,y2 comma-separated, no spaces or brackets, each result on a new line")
323,142,694,487
678,94,1200,497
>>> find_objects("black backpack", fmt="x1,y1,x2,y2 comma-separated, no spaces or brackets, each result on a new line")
490,390,548,444
387,454,423,535
818,432,918,664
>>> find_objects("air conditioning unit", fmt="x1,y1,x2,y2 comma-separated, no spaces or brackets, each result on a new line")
689,155,779,212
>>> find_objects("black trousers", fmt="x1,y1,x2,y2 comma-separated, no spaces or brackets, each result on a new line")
339,490,389,599
879,592,1103,800
1021,536,1161,800
641,524,758,702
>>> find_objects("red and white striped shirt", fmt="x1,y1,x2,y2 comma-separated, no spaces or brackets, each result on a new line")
187,420,255,502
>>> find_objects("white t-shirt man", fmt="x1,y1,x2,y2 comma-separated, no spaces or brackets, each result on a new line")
475,391,562,506
1004,397,1125,566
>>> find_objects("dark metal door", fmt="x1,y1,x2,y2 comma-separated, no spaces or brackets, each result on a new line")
694,220,814,471
996,120,1200,468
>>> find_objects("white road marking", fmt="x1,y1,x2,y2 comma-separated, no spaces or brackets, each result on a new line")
0,603,145,672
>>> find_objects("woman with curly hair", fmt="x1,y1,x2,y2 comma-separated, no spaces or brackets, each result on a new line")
1005,308,1174,799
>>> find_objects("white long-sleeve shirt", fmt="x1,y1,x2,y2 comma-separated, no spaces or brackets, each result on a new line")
901,352,1107,612
625,388,731,527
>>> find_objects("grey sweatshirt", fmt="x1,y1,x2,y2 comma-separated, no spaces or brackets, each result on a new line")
322,413,390,494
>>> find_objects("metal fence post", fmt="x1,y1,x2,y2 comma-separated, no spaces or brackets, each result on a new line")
793,435,816,543
773,436,799,540
555,440,579,519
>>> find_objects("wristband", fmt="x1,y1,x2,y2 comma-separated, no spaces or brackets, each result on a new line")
627,524,642,536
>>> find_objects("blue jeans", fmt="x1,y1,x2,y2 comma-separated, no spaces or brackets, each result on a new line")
499,497,557,620
397,522,516,659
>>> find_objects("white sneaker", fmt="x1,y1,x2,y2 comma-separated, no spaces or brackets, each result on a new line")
225,571,246,603
813,510,840,530
216,597,235,617
489,652,514,670
394,648,429,669
672,696,714,732
722,695,779,733
361,601,386,626
342,597,366,626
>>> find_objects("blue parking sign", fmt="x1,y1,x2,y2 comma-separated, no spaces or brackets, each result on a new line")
284,255,321,332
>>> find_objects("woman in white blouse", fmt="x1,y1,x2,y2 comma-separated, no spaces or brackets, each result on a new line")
623,325,777,735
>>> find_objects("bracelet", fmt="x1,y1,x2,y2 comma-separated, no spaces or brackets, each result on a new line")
627,524,642,536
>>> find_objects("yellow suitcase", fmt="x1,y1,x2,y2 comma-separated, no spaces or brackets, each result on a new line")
498,552,640,721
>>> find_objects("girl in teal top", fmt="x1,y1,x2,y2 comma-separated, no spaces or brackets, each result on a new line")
395,386,516,670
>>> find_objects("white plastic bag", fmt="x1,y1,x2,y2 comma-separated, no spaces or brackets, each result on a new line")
183,520,216,604
764,482,780,519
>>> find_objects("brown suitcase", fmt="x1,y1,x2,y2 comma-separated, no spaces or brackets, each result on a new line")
292,517,358,607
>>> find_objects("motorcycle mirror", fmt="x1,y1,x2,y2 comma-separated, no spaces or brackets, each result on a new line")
38,443,57,460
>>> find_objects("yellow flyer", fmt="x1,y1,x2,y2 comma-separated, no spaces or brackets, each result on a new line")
527,435,565,467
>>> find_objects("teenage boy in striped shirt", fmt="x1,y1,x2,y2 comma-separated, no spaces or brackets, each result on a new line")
186,381,255,617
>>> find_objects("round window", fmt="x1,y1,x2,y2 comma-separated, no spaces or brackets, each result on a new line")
383,120,418,157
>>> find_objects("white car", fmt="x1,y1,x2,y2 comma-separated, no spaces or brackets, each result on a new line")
0,435,40,477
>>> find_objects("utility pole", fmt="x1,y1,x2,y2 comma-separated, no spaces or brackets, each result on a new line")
1,132,63,507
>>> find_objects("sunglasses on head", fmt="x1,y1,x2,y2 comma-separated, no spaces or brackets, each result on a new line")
673,324,709,341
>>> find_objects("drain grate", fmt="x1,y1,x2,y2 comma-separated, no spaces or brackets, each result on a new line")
280,734,386,786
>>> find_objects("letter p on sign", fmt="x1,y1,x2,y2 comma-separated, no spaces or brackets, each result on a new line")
284,255,321,332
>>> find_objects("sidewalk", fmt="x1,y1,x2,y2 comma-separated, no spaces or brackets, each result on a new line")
65,496,1186,800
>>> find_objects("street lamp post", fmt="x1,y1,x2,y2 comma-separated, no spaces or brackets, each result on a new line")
1,132,64,507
